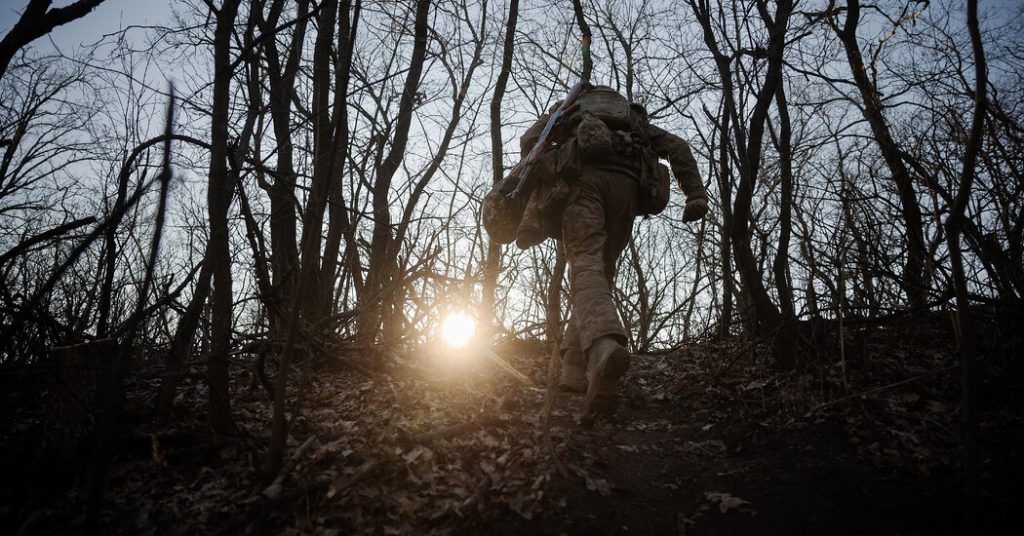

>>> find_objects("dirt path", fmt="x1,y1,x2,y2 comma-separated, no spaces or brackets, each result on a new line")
474,351,983,535
4,331,1022,535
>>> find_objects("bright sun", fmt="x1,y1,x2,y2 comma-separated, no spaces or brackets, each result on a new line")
441,312,476,348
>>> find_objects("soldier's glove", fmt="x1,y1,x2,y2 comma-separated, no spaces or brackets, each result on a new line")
682,196,708,222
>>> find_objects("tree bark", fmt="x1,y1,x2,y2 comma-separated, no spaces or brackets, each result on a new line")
266,0,354,479
627,237,651,351
835,0,929,311
154,261,211,420
946,0,987,531
383,4,487,336
260,0,310,339
570,0,593,82
689,0,796,365
772,81,795,323
205,0,243,436
483,0,519,335
359,0,431,344
320,0,361,316
300,0,340,322
716,109,734,338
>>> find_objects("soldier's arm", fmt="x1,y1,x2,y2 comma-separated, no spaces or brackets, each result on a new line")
647,125,707,201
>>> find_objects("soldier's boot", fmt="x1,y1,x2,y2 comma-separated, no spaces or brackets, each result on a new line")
583,336,630,418
558,349,587,394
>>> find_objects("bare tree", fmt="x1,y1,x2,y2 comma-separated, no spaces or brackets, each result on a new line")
358,0,432,344
257,0,310,338
483,0,519,334
828,0,929,310
946,0,987,529
0,0,107,80
687,0,798,366
205,0,244,435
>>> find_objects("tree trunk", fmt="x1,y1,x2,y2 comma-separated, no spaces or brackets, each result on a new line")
947,0,987,531
205,0,242,436
359,0,431,345
300,0,340,322
716,110,735,338
483,0,519,335
627,237,651,351
320,0,361,316
97,157,132,337
835,0,929,311
261,0,309,339
772,81,795,323
266,0,355,479
154,261,212,420
690,0,796,366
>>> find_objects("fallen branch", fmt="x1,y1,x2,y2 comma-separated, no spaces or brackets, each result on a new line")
162,438,240,463
262,458,381,507
329,459,381,497
398,418,496,447
263,436,317,498
480,347,538,388
803,365,956,417
237,458,382,536
456,473,492,517
541,342,567,476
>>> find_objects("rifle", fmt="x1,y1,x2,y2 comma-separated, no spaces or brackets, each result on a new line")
506,80,591,200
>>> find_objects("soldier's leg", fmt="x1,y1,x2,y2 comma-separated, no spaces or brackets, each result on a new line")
600,171,639,291
562,169,638,416
558,315,586,393
561,180,627,352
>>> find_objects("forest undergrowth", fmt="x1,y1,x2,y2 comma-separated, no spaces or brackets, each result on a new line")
2,313,1022,535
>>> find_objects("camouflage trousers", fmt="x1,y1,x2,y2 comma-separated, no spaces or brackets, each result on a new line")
560,167,640,356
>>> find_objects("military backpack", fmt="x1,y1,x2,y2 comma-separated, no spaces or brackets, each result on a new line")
563,86,670,216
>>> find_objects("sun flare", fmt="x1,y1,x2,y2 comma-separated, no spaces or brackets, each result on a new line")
441,312,476,348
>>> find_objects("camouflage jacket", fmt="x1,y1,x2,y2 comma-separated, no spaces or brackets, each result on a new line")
519,113,707,202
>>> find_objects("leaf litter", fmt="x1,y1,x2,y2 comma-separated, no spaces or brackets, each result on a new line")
3,316,1023,534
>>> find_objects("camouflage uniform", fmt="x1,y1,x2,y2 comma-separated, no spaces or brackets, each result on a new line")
519,112,707,357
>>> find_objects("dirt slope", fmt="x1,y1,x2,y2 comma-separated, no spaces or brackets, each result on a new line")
3,321,1022,534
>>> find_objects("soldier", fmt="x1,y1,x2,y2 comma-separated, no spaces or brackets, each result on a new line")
518,85,708,418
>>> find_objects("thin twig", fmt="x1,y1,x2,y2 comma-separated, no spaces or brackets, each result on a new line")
804,365,955,417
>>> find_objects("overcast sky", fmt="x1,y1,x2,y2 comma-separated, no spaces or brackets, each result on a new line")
2,0,1019,58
